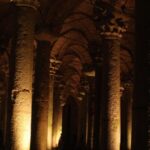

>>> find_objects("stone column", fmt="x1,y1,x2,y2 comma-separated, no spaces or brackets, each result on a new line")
47,58,61,150
30,40,51,150
86,79,95,150
120,83,133,150
0,71,7,148
93,56,103,150
102,31,121,150
99,4,127,150
0,47,9,147
76,78,89,149
125,83,133,150
8,0,39,150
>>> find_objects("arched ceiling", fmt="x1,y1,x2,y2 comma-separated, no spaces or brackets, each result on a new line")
0,0,135,80
0,0,135,106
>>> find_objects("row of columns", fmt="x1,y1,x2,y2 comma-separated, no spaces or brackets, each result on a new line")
5,0,62,149
61,74,133,150
6,0,125,149
7,23,62,150
4,1,90,150
3,0,149,150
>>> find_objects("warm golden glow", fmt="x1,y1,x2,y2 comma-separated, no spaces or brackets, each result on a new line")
127,98,132,150
52,109,62,148
47,124,52,150
108,97,121,150
127,126,132,150
47,84,54,150
12,92,31,150
116,125,121,150
52,125,62,148
17,114,31,150
115,109,121,150
108,121,120,150
85,116,89,145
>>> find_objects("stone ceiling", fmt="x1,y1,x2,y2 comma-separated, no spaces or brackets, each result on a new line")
0,0,135,81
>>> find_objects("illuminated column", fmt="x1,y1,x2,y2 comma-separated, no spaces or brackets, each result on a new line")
102,31,121,150
31,41,51,150
100,5,127,150
47,58,61,150
9,0,39,150
121,84,132,150
53,105,63,148
102,37,124,150
125,83,133,150
52,100,63,149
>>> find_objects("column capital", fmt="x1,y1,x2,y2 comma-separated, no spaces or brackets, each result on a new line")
100,14,127,39
10,0,40,10
50,57,62,76
76,79,90,101
97,1,128,39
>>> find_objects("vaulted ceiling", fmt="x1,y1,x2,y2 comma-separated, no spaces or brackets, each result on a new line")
0,0,135,82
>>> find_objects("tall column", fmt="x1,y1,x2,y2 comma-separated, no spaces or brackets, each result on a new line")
7,0,38,150
102,35,121,150
30,40,50,150
52,104,62,148
8,0,39,149
125,83,133,150
0,71,7,148
120,83,133,150
93,56,102,150
99,3,127,150
47,58,61,150
87,79,95,150
52,90,63,149
0,47,9,147
76,78,89,149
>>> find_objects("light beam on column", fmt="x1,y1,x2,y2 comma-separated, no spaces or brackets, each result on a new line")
9,0,39,149
47,58,61,150
98,1,127,149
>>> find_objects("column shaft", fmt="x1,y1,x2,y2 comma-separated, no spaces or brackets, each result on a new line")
52,93,63,148
9,6,36,150
47,76,54,150
103,39,121,150
48,58,61,149
93,63,102,150
31,41,50,150
121,83,132,150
